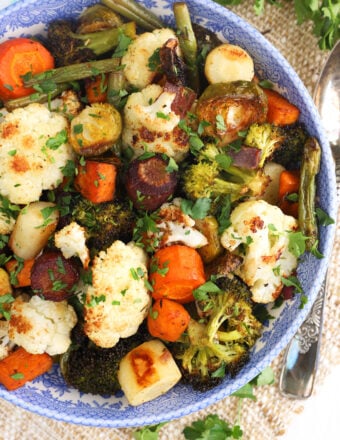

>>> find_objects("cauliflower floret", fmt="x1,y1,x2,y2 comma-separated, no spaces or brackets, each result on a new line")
8,295,77,356
0,196,17,234
122,84,190,162
0,211,15,235
54,221,90,269
84,240,151,348
0,103,74,204
145,198,208,250
122,28,179,89
0,320,14,361
221,199,298,303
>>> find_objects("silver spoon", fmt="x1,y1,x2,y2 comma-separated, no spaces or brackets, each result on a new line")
279,39,340,399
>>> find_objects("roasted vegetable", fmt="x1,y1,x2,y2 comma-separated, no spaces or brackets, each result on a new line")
125,153,178,211
70,196,136,254
30,251,80,301
298,137,321,250
147,298,191,342
69,103,122,156
74,159,118,204
23,58,127,89
244,122,285,167
46,19,136,66
271,123,309,170
9,202,59,260
182,143,270,203
150,244,206,304
102,0,164,31
122,83,196,162
77,4,123,34
173,2,199,91
262,87,300,126
118,339,182,406
204,43,254,84
171,275,262,391
195,81,268,146
60,322,150,395
195,216,223,263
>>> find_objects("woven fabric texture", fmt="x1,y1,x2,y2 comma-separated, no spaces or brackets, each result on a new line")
0,1,338,439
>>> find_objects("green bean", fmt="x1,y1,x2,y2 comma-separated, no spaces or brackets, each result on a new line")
23,58,121,87
4,83,70,111
173,2,199,93
101,0,163,31
298,137,321,250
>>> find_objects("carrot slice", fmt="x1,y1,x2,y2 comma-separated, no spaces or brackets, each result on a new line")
74,159,117,204
85,73,108,104
263,88,300,126
5,258,35,287
0,38,54,100
0,347,53,391
147,298,191,342
278,169,300,217
150,245,206,304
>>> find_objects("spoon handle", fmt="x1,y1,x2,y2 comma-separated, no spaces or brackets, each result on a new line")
279,162,340,399
278,278,327,398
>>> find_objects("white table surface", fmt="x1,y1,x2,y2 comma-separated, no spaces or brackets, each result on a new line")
281,365,340,439
0,2,339,439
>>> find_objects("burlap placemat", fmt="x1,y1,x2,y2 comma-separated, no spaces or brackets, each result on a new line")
0,1,339,439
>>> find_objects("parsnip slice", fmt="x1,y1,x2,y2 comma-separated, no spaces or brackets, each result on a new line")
262,162,286,205
118,339,182,406
205,43,254,84
9,201,59,260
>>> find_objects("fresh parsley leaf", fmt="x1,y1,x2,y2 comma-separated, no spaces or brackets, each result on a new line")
10,372,25,380
288,231,308,257
193,280,222,300
258,79,274,89
166,157,179,172
215,153,233,170
133,423,167,440
45,129,68,150
180,197,211,219
315,207,335,226
310,240,324,258
281,275,303,293
183,414,243,440
232,382,257,400
216,114,226,131
251,366,275,386
215,194,232,233
112,31,133,58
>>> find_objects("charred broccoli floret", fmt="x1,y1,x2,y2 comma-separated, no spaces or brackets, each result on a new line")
46,19,135,66
171,276,262,391
182,143,269,202
71,197,136,254
244,122,285,167
271,124,309,170
244,122,308,170
60,323,150,395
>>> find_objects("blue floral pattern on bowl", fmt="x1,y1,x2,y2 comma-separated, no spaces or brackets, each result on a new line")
0,0,337,428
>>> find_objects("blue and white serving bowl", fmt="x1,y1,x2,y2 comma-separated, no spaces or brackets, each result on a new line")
0,0,337,428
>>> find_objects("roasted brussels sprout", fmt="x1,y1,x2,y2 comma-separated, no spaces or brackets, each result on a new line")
195,81,268,146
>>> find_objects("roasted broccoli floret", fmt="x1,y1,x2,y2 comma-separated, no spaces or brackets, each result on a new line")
182,143,269,202
171,276,262,391
60,322,150,395
271,124,309,170
244,122,285,167
71,197,136,254
46,19,135,66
